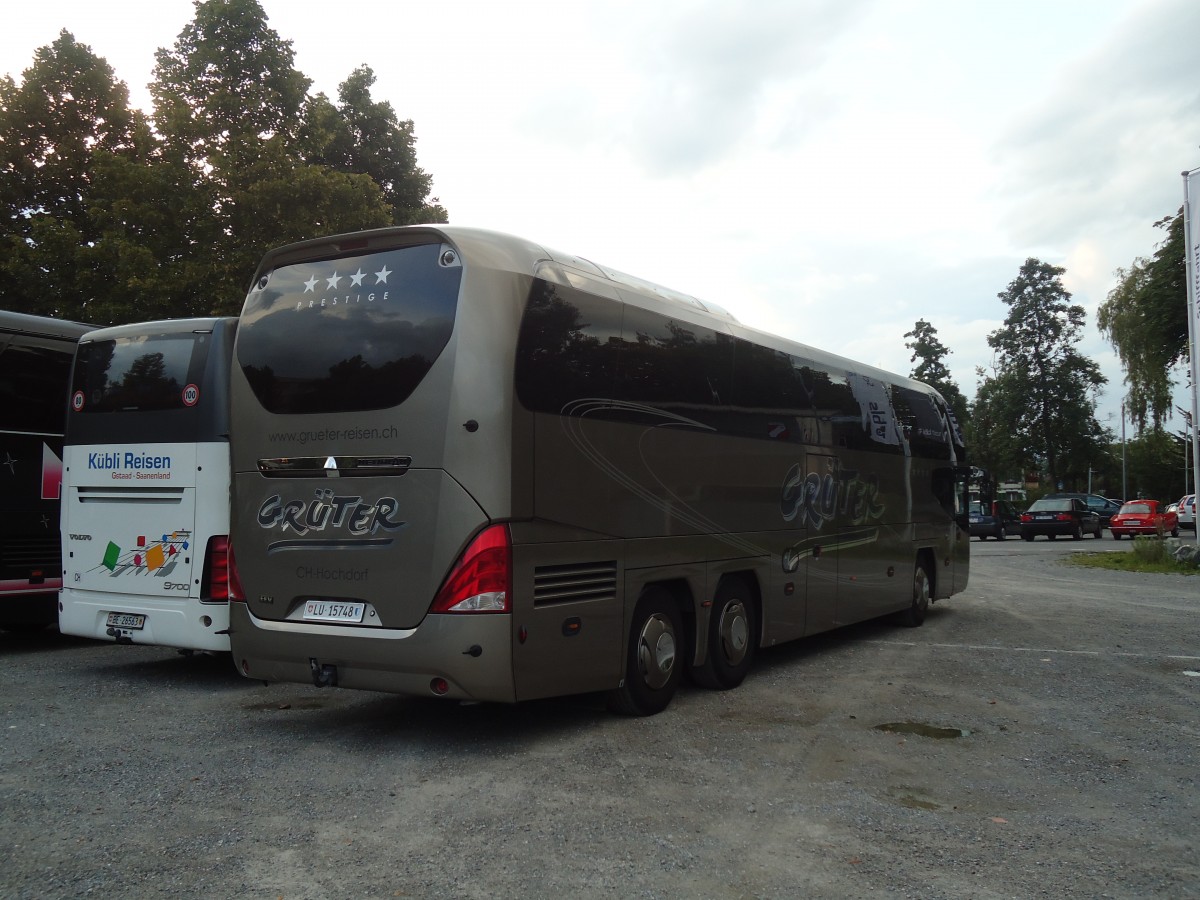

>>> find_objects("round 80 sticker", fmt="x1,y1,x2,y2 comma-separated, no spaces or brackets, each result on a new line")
182,383,200,407
72,390,85,412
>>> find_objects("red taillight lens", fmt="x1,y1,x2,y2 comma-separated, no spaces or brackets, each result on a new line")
1055,513,1072,521
1020,514,1032,522
227,543,246,602
430,524,512,614
201,536,230,602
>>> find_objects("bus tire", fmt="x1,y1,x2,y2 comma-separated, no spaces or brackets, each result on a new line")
606,588,683,716
897,560,931,628
693,577,757,691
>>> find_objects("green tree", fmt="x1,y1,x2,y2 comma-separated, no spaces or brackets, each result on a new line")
0,31,150,319
964,367,1028,482
1097,212,1187,431
2,1,447,324
300,66,447,226
1123,428,1191,502
151,0,310,172
148,0,416,314
983,258,1107,489
903,318,968,427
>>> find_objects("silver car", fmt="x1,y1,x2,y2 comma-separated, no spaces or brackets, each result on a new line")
1178,494,1197,531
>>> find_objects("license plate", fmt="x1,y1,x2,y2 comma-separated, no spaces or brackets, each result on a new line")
106,612,145,630
969,516,982,523
1034,514,1053,521
302,600,366,624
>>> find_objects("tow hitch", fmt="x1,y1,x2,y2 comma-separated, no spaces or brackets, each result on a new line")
309,658,338,688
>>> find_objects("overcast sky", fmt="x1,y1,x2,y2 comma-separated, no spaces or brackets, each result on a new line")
4,0,1198,438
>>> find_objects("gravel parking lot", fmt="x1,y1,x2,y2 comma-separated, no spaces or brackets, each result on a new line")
2,539,1198,899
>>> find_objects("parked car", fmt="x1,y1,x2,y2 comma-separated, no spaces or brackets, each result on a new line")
968,499,1020,540
1178,494,1196,531
1109,500,1179,539
1019,497,1103,541
1042,492,1123,529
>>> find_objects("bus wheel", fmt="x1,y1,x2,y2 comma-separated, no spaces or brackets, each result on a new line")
607,588,683,717
897,561,930,628
693,577,756,690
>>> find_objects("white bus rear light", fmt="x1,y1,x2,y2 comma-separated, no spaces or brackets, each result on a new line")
445,591,507,613
227,544,246,602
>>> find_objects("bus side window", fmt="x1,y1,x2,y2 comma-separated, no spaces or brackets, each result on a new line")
0,340,74,434
612,303,734,416
893,385,951,459
729,341,818,443
514,280,621,415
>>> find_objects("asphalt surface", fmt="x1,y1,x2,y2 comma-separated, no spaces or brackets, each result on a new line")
2,536,1198,898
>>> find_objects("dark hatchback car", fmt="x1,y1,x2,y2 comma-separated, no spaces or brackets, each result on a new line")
1042,492,1122,529
1019,497,1103,541
969,499,1020,540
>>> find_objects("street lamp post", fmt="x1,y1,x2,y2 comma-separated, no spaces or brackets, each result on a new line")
1121,402,1128,501
1180,406,1193,497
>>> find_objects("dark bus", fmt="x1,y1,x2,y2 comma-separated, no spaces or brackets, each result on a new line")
0,310,92,629
227,227,970,714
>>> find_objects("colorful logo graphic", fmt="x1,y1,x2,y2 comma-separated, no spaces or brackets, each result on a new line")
99,531,192,576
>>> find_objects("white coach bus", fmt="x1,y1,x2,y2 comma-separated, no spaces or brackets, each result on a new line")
58,317,237,652
227,227,970,714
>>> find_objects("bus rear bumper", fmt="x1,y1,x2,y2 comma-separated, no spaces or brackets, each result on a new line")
229,603,516,703
57,588,231,652
0,589,58,627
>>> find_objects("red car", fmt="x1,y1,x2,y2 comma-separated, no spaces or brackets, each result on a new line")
1109,500,1179,539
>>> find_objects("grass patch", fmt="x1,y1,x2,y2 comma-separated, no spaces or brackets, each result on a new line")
1069,536,1200,575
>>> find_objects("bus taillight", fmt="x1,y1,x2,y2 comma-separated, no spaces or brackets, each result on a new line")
201,536,230,602
430,524,512,614
227,543,246,603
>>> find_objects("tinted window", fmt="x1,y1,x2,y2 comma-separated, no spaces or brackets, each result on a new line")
730,343,822,443
72,333,209,413
845,372,904,454
238,242,461,414
614,304,733,412
1030,499,1072,512
1120,502,1152,514
0,337,75,433
514,279,932,458
515,280,621,414
892,385,951,459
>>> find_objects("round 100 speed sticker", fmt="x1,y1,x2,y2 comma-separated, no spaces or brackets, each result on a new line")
182,383,200,407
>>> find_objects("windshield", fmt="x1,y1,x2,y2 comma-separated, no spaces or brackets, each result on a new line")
1119,502,1152,514
1030,499,1072,512
237,242,462,415
72,332,211,414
